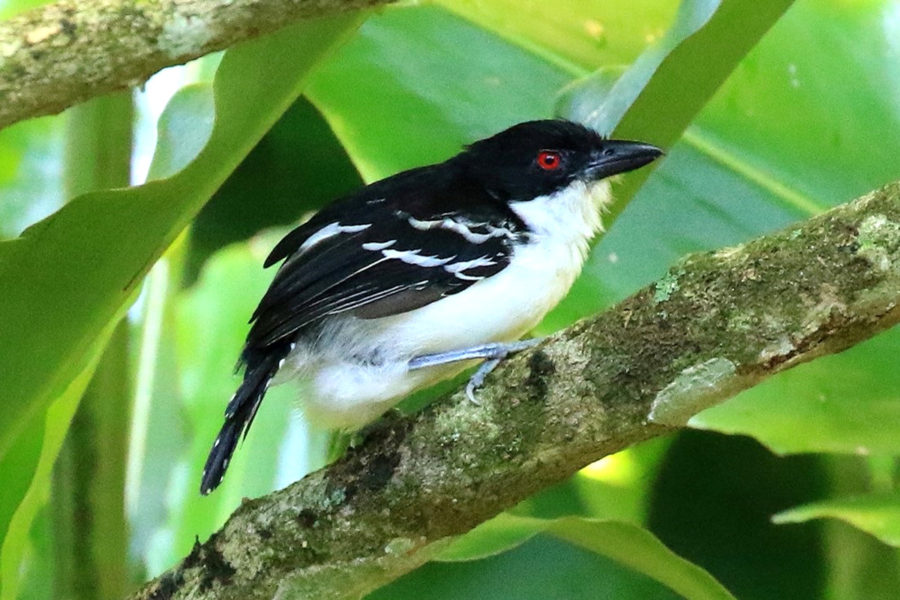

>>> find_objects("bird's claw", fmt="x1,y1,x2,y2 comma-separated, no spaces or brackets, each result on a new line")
465,357,502,405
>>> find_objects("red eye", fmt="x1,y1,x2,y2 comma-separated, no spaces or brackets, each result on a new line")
537,150,561,170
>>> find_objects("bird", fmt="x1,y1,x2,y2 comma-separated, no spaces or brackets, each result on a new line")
200,119,662,495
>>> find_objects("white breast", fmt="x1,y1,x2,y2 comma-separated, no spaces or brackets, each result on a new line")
289,179,612,428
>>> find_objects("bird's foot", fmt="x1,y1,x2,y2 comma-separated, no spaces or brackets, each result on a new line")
409,338,544,404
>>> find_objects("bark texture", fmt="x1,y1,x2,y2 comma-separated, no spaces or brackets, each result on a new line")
0,0,391,130
131,181,900,600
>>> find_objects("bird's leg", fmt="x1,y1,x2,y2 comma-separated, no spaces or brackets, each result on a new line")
408,338,543,404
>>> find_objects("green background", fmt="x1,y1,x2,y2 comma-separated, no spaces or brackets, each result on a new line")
0,0,898,598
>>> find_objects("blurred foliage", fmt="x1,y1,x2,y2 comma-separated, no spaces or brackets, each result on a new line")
647,432,829,598
186,97,363,283
438,514,737,599
0,0,898,598
0,116,64,240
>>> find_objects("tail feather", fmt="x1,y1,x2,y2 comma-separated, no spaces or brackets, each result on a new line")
200,346,289,495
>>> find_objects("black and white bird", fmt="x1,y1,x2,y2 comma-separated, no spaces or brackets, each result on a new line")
200,119,661,494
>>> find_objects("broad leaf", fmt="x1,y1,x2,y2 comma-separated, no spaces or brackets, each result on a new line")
0,322,113,600
168,237,324,565
774,493,900,548
439,0,678,73
439,514,737,600
671,0,900,453
0,116,63,239
306,5,573,182
0,15,364,592
0,14,364,467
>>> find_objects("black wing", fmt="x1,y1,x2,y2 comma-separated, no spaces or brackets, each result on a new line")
246,205,522,349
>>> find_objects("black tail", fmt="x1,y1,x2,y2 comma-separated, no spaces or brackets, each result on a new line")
200,346,289,495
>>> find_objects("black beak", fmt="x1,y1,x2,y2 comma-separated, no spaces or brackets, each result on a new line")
585,140,663,180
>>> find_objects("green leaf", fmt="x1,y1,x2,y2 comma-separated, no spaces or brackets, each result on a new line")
549,1,900,465
0,0,54,20
513,437,672,524
439,514,736,600
0,13,364,466
371,534,685,600
691,331,900,455
146,83,215,179
0,319,114,600
165,237,325,566
438,0,678,73
306,5,573,182
438,513,543,562
646,431,829,599
558,0,795,218
773,493,900,548
50,322,132,600
667,0,900,454
45,90,134,600
186,96,363,281
0,116,64,239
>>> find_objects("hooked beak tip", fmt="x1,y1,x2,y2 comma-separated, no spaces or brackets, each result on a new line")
587,140,663,179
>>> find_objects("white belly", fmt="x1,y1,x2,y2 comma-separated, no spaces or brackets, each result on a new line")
282,179,610,428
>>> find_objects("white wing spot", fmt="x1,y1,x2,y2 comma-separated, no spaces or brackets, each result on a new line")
452,272,484,281
382,248,455,268
444,256,496,274
362,240,397,251
341,223,371,233
299,222,372,254
408,216,512,244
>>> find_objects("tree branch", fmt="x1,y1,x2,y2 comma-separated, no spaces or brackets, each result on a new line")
131,182,900,600
0,0,392,131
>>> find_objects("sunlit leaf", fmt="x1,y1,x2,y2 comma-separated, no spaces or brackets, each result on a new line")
558,0,795,215
0,0,54,20
438,0,677,73
0,320,114,600
514,437,672,524
669,0,900,454
0,13,364,471
306,5,572,182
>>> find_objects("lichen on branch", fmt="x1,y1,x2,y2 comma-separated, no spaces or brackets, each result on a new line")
131,182,900,600
0,0,392,130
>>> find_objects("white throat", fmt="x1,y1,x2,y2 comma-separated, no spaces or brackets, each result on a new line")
508,178,611,257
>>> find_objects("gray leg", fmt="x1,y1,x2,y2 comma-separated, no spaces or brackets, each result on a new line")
409,338,543,404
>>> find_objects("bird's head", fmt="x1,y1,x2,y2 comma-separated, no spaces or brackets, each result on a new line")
458,119,662,202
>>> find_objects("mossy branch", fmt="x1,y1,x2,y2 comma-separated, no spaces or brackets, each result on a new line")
131,182,900,600
0,0,392,131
